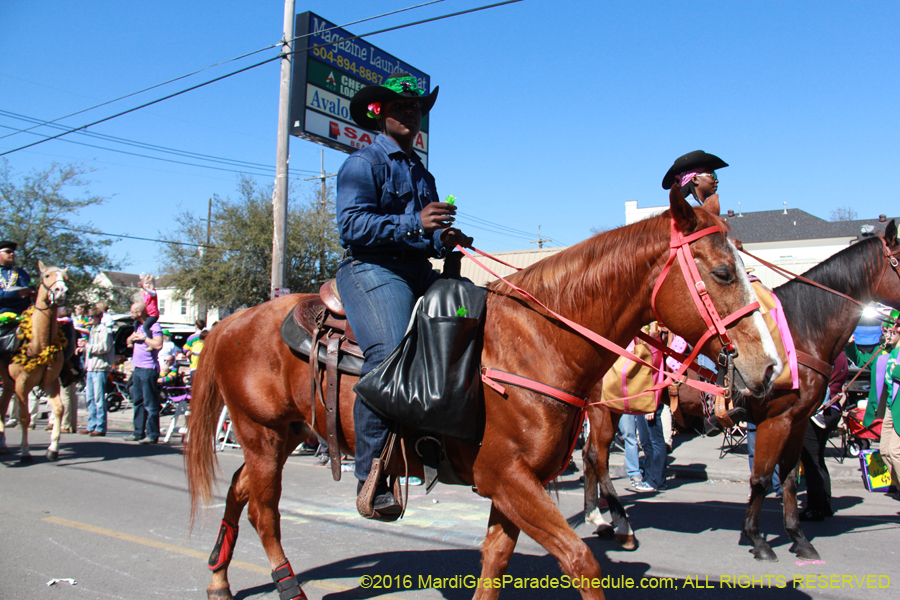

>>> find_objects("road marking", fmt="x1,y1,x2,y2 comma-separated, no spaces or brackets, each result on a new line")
42,516,406,598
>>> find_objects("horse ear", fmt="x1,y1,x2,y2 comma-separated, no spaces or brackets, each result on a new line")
886,220,898,247
38,259,46,273
669,183,698,233
702,194,721,216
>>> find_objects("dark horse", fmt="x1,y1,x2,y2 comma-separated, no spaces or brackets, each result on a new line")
185,188,781,600
582,221,900,562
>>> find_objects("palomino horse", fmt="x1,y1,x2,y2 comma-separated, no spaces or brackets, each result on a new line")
0,261,69,462
185,187,781,600
582,221,900,562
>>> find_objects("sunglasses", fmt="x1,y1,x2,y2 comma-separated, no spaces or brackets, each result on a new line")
0,249,15,254
697,172,718,182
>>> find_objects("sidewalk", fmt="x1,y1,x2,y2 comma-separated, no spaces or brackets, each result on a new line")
599,427,865,486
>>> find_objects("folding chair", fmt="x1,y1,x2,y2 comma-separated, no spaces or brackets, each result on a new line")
719,423,747,459
162,386,191,443
215,405,240,452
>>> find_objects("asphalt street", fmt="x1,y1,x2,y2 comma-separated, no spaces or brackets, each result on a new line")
0,412,898,600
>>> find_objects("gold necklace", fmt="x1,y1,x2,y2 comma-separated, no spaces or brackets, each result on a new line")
0,267,18,289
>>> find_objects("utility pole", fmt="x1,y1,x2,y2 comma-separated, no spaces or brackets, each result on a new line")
197,197,212,322
304,149,336,286
530,225,550,249
270,0,295,299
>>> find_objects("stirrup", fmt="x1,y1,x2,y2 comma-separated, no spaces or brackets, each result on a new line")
356,431,406,521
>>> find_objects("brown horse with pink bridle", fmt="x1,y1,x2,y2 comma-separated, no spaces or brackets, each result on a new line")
582,220,900,563
184,186,781,600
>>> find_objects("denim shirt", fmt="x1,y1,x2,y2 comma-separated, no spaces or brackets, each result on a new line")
336,133,447,258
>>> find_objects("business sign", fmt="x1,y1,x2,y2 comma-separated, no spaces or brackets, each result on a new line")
290,11,431,166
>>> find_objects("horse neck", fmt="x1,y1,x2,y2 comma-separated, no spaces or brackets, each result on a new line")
778,242,883,363
500,225,669,392
29,293,57,352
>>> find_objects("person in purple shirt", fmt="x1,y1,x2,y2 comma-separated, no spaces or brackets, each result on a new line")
126,302,163,444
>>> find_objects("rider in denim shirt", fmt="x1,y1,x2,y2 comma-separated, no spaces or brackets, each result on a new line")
336,73,472,520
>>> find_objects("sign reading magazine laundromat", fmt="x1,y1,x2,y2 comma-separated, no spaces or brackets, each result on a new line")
290,11,431,164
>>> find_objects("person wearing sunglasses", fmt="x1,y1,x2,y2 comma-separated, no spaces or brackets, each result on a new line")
661,150,728,205
0,240,33,316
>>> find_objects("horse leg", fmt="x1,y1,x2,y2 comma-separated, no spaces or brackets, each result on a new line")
778,432,820,560
742,417,786,562
207,464,251,600
584,410,636,550
0,384,12,455
213,421,305,600
47,386,63,460
479,467,606,599
14,381,33,463
473,503,521,600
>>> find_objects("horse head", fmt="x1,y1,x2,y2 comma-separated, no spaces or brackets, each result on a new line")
37,260,69,306
873,219,900,307
652,186,782,397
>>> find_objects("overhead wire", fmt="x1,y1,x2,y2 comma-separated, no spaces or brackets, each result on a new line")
0,0,449,144
56,226,214,249
1,0,523,158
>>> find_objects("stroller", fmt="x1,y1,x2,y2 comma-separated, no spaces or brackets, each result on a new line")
842,406,883,458
106,369,131,413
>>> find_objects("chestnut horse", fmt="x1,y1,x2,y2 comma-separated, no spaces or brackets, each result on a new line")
0,261,69,462
185,188,781,600
582,221,900,562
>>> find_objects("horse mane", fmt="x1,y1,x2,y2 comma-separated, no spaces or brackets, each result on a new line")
773,236,883,341
490,207,728,317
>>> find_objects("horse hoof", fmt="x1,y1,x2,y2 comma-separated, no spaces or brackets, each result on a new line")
593,525,615,540
752,546,778,562
792,545,821,561
20,454,33,464
47,450,58,461
207,587,235,600
615,533,639,551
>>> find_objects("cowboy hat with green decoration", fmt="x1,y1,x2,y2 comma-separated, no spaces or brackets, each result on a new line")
349,72,439,130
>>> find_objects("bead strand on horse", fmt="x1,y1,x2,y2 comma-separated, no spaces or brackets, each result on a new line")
184,186,781,600
581,220,900,562
0,261,69,462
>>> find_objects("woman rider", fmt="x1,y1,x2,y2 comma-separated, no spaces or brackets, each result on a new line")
661,149,728,206
336,72,472,519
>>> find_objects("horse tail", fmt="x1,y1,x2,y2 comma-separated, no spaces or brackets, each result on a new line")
184,334,223,531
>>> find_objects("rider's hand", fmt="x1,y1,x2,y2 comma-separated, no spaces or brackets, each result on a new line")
420,202,456,234
440,228,473,249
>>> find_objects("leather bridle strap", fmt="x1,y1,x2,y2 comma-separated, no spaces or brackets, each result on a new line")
739,237,900,320
651,221,760,352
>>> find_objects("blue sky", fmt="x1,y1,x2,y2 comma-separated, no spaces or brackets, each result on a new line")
2,1,899,275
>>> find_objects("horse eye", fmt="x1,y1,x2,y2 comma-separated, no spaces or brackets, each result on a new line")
711,267,734,283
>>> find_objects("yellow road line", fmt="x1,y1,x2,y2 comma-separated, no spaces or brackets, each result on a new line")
42,516,401,598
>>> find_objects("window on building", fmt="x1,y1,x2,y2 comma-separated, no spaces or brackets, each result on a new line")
159,297,166,314
181,299,187,315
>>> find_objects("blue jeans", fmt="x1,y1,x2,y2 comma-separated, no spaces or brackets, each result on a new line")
747,423,782,495
618,414,641,479
336,257,439,482
131,367,160,440
636,405,667,489
85,371,108,433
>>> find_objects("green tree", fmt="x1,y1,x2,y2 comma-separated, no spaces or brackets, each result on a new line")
158,175,342,310
0,159,125,305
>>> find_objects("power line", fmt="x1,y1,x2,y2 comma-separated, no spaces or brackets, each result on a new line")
56,226,214,249
1,0,524,157
0,112,320,178
0,0,449,144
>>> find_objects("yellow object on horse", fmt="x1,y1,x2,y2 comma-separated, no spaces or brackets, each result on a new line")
599,333,664,415
751,280,796,389
10,306,67,372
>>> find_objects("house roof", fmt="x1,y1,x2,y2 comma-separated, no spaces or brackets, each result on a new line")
721,208,898,243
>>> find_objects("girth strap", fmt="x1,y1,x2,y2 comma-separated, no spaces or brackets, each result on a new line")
796,350,832,378
325,335,341,481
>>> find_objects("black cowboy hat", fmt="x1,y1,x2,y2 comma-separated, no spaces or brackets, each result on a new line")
0,241,18,251
349,72,439,130
661,150,729,189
